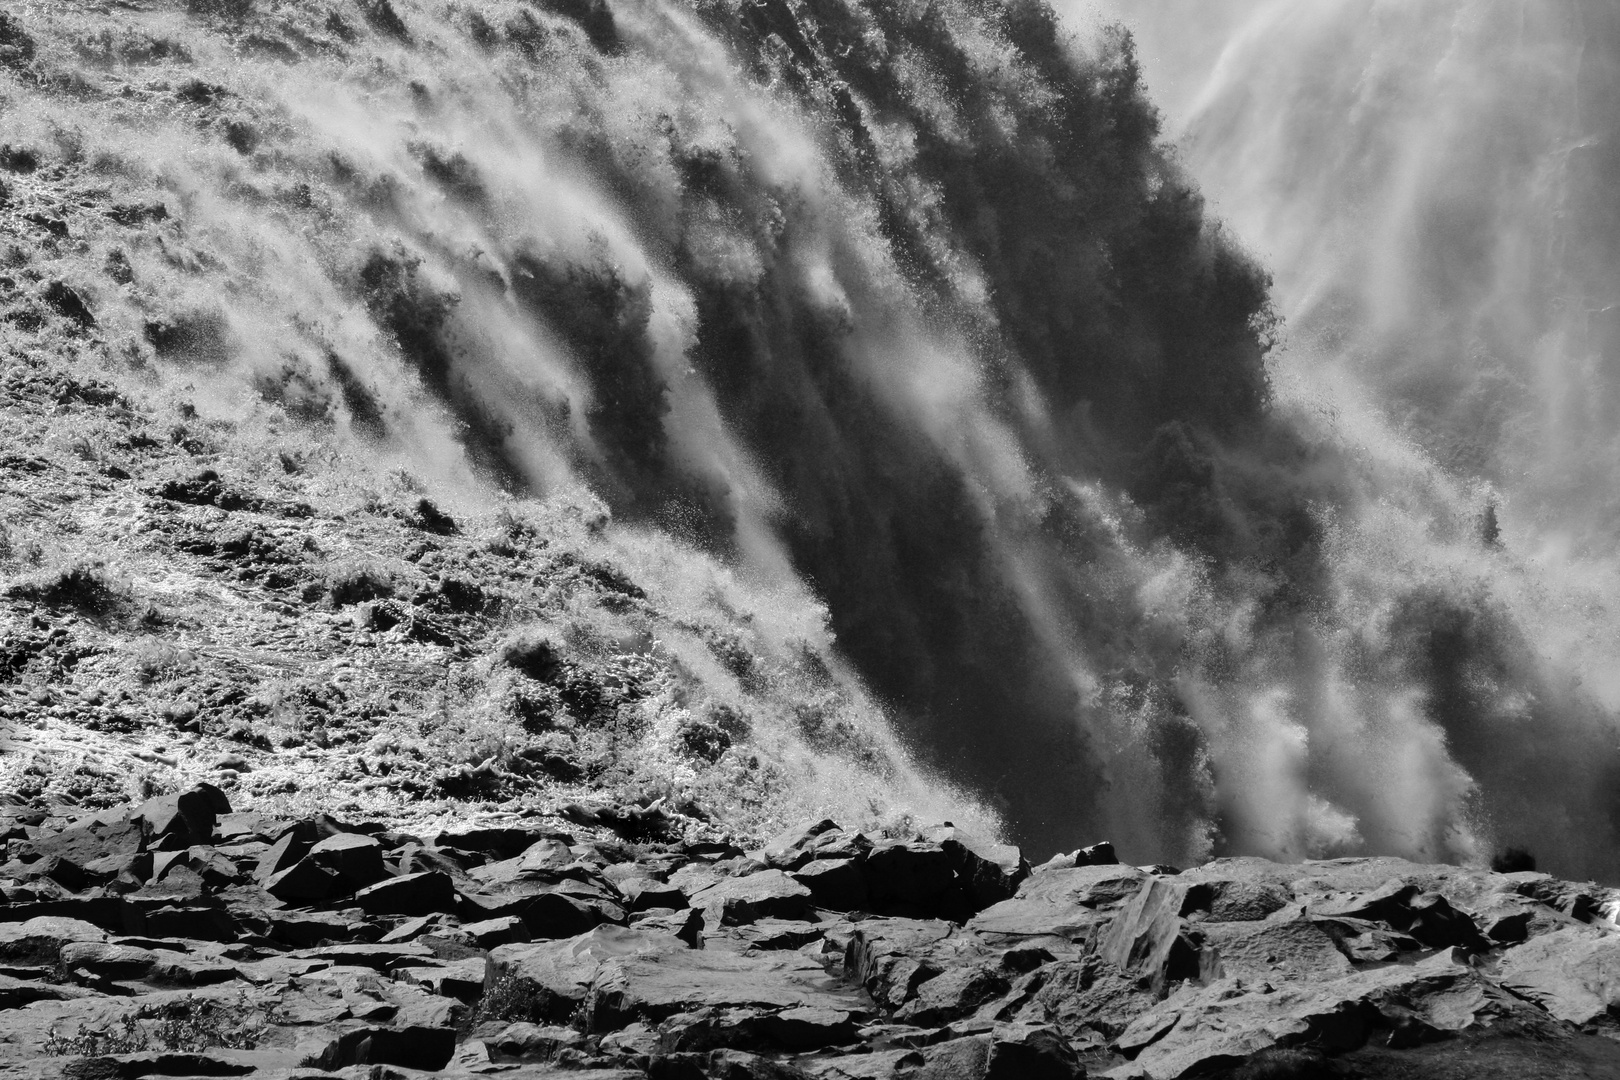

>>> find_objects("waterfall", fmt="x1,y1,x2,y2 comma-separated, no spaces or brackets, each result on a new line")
22,0,1620,875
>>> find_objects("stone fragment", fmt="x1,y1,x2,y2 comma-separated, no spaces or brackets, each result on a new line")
435,825,570,859
1116,950,1497,1079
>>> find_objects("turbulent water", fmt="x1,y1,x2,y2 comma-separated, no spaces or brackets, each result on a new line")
14,0,1620,874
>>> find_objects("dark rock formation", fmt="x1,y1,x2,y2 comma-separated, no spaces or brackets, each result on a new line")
8,794,1620,1078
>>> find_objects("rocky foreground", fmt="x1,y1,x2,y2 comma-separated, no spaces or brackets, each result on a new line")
5,792,1620,1079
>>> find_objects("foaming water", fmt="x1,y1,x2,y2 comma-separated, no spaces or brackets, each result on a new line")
1078,0,1620,874
13,0,1620,873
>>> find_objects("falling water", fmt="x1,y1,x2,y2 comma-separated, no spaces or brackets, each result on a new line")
12,0,1620,875
1082,0,1620,876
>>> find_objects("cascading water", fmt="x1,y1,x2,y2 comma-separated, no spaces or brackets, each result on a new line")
13,0,1620,876
1080,0,1620,877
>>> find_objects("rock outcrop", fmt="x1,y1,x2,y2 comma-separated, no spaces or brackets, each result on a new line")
7,799,1620,1079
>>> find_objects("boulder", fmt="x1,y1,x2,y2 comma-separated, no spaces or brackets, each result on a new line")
59,940,159,979
352,870,457,917
435,825,570,859
760,819,842,871
919,825,1030,913
590,940,869,1031
306,832,388,893
691,869,815,926
0,916,107,963
793,858,868,912
263,857,339,903
461,915,532,949
619,875,690,912
1497,926,1620,1024
303,1024,457,1070
1199,918,1353,983
1116,950,1501,1079
895,964,1010,1026
969,864,1147,943
1096,877,1203,997
864,841,956,915
488,926,693,1023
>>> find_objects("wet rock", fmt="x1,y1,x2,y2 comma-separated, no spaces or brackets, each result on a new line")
846,919,961,1008
759,819,842,871
13,815,144,865
264,857,339,903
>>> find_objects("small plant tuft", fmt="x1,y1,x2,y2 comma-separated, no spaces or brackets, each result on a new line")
8,562,130,618
44,994,265,1055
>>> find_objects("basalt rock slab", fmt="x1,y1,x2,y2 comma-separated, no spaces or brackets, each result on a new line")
691,869,815,926
970,864,1149,945
589,940,870,1030
1199,918,1353,984
1496,926,1620,1024
352,870,457,917
488,926,693,1022
1115,950,1513,1079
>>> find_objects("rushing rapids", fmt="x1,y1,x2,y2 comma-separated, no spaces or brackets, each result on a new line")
3,0,1618,877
